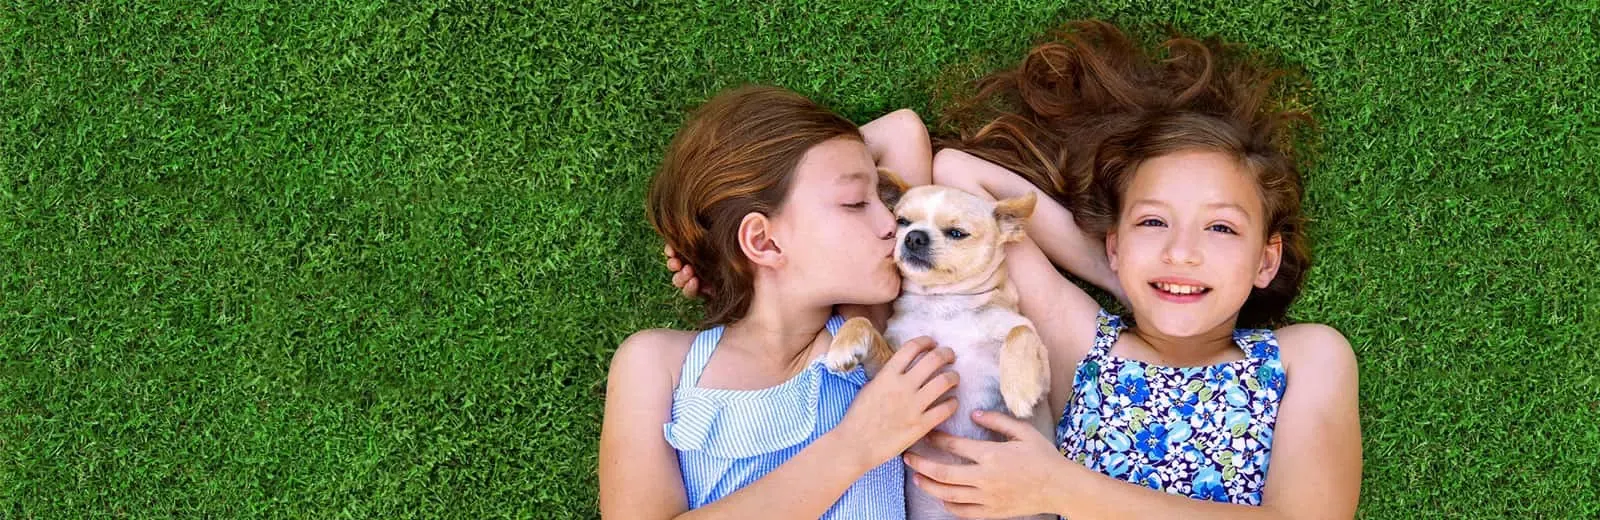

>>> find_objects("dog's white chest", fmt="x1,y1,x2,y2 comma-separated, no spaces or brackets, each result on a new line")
886,296,1030,438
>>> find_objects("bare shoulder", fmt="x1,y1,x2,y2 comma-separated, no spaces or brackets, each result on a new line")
1273,323,1358,382
608,328,700,393
599,329,698,517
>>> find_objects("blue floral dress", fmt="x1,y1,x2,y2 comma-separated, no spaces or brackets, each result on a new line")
1055,309,1287,504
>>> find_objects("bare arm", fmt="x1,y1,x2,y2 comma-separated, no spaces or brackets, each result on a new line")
600,330,871,519
903,325,1362,520
600,332,962,519
1049,324,1361,519
1256,324,1363,517
931,149,1124,304
598,330,692,518
861,108,932,186
928,148,1103,411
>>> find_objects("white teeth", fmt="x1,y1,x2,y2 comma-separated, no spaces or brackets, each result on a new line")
1155,282,1207,295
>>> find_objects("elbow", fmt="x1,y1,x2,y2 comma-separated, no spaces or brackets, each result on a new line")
931,148,982,192
884,109,930,154
885,108,926,133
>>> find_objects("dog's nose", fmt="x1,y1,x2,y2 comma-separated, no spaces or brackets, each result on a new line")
905,230,929,252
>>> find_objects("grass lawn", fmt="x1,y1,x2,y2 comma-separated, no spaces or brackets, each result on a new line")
3,1,1597,518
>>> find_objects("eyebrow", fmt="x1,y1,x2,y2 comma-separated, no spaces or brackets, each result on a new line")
836,171,872,185
1129,199,1252,216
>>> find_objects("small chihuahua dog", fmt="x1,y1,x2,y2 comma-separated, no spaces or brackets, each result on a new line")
825,171,1052,520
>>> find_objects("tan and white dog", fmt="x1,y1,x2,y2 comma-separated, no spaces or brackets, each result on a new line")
825,171,1053,520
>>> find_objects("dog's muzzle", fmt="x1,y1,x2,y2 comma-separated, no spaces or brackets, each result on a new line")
899,230,934,270
904,230,930,253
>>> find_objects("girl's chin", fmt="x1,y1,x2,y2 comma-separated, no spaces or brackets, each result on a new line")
865,279,902,305
1140,314,1222,337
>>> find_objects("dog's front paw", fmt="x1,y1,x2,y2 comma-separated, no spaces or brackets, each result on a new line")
824,317,879,374
1000,325,1050,418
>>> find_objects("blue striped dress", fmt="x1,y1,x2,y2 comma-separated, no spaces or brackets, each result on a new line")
663,315,906,518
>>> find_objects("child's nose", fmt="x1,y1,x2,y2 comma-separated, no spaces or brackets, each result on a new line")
874,207,897,240
1162,230,1203,265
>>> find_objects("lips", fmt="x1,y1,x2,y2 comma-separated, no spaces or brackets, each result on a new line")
1149,277,1211,303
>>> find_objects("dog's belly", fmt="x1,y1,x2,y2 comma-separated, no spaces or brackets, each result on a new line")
885,305,1031,430
890,306,1054,520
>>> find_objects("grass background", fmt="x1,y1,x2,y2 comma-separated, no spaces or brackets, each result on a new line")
3,0,1598,517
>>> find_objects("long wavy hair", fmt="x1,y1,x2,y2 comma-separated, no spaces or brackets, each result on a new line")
938,20,1316,327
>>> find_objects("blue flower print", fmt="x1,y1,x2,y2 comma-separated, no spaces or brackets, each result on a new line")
1175,390,1200,418
1130,465,1164,490
1224,385,1249,407
1190,467,1229,501
1257,362,1286,393
1224,410,1251,432
1058,312,1288,505
1163,421,1193,450
1115,366,1151,405
1135,423,1170,459
1100,452,1132,478
1102,428,1133,452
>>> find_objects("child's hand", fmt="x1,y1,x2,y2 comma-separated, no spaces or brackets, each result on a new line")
833,337,960,469
903,410,1070,518
663,245,710,299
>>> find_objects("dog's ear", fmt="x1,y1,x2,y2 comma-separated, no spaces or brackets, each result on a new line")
876,168,909,208
994,191,1037,243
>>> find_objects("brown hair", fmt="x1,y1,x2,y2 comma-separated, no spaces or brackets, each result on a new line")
939,20,1314,328
647,85,861,326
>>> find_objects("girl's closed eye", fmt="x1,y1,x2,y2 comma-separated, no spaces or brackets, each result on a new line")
842,201,870,210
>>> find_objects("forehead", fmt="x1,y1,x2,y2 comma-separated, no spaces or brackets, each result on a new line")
897,186,992,225
1126,150,1263,216
791,137,875,190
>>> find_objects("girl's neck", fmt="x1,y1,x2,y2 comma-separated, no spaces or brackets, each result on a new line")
720,284,833,375
1126,318,1238,367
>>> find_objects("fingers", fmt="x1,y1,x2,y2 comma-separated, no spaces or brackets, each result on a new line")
671,267,691,289
904,452,975,488
667,256,682,272
905,346,955,386
916,371,960,404
681,278,700,299
970,409,1035,441
926,430,985,463
944,502,991,519
909,470,981,504
920,397,959,429
883,336,936,374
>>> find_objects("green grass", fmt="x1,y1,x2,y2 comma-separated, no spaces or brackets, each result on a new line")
2,1,1597,518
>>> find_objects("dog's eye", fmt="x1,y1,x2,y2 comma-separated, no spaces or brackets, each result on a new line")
895,217,910,227
944,228,969,240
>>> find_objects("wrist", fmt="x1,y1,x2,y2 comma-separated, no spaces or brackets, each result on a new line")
1046,455,1087,516
818,424,879,476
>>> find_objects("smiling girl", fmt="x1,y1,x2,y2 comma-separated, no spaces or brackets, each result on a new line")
660,20,1361,518
905,21,1362,518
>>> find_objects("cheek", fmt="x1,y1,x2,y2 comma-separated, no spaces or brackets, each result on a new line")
949,241,990,268
1114,236,1158,270
1221,243,1266,277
